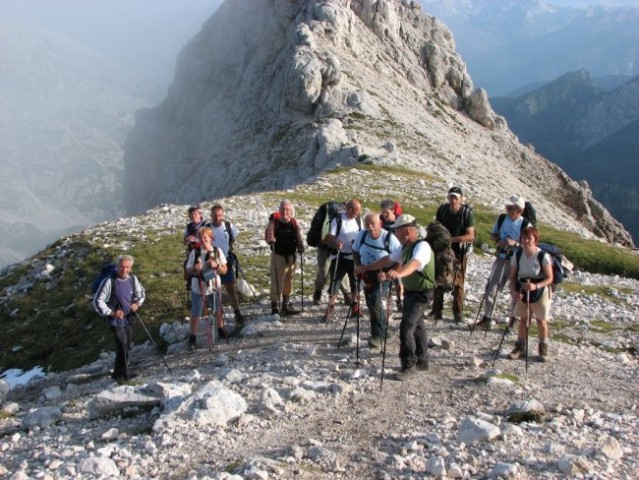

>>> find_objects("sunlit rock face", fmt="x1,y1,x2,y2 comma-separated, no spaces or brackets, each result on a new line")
123,0,632,247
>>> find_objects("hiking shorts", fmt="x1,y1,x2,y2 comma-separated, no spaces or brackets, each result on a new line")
514,287,551,320
191,291,217,318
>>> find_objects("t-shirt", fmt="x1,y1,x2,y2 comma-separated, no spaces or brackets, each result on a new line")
211,221,239,256
352,229,401,266
389,239,432,272
437,204,475,255
511,247,551,280
492,215,530,258
186,247,228,294
329,214,361,257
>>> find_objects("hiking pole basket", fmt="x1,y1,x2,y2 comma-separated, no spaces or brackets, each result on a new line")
133,312,172,374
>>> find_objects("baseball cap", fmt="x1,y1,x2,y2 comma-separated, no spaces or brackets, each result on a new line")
448,186,463,197
505,194,525,211
390,214,417,229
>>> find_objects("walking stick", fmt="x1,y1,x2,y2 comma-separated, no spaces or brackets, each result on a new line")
525,288,531,374
133,312,172,374
354,278,361,366
273,251,282,314
492,303,517,366
380,280,393,390
337,295,354,350
198,276,214,350
470,257,498,336
324,252,340,323
300,253,305,311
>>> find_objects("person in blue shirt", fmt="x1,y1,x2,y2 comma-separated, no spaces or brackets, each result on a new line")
353,213,401,348
477,195,531,330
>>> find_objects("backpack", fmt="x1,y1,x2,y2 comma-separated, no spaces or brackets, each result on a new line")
269,212,300,255
91,263,117,294
360,230,391,253
497,200,537,234
436,203,474,254
425,221,460,289
392,201,403,217
515,243,571,293
306,201,346,248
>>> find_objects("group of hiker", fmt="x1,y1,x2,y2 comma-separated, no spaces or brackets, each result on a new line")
93,187,556,383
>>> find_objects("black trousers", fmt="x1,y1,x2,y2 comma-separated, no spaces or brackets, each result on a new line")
399,291,431,369
111,323,133,380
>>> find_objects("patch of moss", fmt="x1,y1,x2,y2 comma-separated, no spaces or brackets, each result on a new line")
507,411,544,424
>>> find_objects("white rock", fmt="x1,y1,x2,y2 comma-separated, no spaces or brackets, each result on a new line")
456,416,501,445
78,455,120,477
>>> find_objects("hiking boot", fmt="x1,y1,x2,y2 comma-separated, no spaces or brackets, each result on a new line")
453,313,463,325
281,298,301,316
426,310,443,322
368,336,382,349
271,302,280,315
350,303,360,317
234,310,245,327
476,315,492,331
188,334,197,351
344,292,353,305
396,367,417,381
416,360,429,371
313,290,322,306
508,340,526,360
218,327,229,340
538,342,549,362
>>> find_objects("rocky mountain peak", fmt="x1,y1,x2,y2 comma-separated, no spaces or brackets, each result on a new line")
123,0,632,247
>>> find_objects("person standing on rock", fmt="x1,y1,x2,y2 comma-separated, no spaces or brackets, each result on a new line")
323,199,362,321
210,204,245,328
477,195,532,330
428,186,475,324
185,226,228,350
507,226,554,361
93,254,146,384
353,213,401,349
265,199,305,316
359,214,435,381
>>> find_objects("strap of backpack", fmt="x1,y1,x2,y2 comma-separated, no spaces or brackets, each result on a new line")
436,204,446,222
497,213,506,233
225,221,234,245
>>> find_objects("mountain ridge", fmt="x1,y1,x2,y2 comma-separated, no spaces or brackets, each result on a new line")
122,0,632,248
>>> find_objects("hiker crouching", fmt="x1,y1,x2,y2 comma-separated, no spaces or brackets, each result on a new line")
477,194,532,330
93,254,146,385
361,214,435,381
430,186,475,324
353,213,401,349
508,226,553,362
185,227,228,350
265,199,305,316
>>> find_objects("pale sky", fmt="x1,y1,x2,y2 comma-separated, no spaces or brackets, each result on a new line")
0,0,222,89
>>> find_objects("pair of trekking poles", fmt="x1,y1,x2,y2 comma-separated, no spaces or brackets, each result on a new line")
470,256,533,372
335,275,393,391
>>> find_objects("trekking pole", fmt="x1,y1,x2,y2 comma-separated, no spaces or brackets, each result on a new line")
380,280,393,391
492,303,517,366
133,312,172,374
301,253,306,311
470,257,498,336
199,276,214,350
273,251,282,314
525,288,531,374
337,299,354,350
216,289,230,343
355,278,361,366
324,252,340,324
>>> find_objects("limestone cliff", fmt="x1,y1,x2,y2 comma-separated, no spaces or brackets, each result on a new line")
123,0,632,247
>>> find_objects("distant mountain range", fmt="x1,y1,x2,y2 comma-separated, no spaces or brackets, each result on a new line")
0,21,158,267
491,69,639,242
422,0,639,95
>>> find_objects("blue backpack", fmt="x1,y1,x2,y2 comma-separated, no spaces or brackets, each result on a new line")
91,263,117,294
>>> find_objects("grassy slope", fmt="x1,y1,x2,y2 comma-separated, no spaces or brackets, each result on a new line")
1,164,638,373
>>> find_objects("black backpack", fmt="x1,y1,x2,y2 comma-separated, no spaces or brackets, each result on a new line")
91,263,117,294
306,201,346,248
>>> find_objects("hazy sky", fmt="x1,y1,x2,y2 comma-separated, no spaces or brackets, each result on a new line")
0,0,222,89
